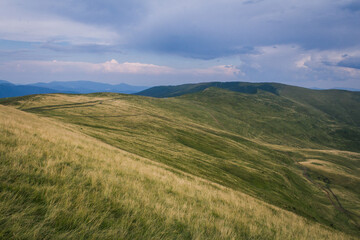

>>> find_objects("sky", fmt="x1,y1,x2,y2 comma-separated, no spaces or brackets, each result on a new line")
0,0,359,89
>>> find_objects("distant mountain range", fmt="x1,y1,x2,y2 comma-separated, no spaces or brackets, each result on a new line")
0,80,148,98
1,79,359,99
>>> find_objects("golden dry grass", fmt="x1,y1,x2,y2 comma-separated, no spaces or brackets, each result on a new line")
0,104,356,239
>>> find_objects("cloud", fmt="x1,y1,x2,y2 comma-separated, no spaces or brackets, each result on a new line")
0,59,172,75
0,59,243,85
20,0,146,27
0,59,241,77
101,60,174,74
337,56,360,70
225,44,360,88
0,0,359,89
1,0,359,59
342,0,360,12
0,1,118,44
295,56,312,69
243,0,264,5
126,0,360,59
41,42,122,54
1,47,359,89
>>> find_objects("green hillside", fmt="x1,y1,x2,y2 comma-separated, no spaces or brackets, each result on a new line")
136,81,281,97
1,83,360,239
137,81,360,127
138,82,360,150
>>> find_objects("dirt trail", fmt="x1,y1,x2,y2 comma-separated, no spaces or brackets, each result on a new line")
208,112,225,130
301,165,360,229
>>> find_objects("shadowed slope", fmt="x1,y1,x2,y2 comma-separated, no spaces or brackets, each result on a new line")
137,81,360,134
136,81,280,97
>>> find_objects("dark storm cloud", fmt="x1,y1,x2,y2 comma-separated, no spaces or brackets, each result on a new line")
16,0,146,27
2,0,359,59
243,0,264,5
342,0,360,12
337,56,360,69
124,0,360,59
41,42,122,54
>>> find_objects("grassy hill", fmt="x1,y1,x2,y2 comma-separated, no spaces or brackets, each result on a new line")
136,81,281,97
137,81,360,124
138,82,360,151
1,83,360,239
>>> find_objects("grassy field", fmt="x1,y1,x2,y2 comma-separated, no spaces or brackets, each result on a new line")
1,85,359,239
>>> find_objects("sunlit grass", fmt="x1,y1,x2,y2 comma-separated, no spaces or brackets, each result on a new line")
0,104,355,239
1,88,359,238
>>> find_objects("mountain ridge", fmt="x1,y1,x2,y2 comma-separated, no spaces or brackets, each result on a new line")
138,81,360,129
0,80,149,98
136,81,360,98
29,80,148,94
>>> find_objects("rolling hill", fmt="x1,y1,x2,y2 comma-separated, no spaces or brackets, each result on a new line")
136,81,281,97
1,82,359,239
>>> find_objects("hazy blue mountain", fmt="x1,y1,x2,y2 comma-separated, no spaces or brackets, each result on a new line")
0,80,149,98
333,87,360,91
311,87,360,91
0,80,13,85
29,81,148,94
0,83,62,98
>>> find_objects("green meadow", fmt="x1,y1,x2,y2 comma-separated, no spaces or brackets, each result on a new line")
1,82,359,239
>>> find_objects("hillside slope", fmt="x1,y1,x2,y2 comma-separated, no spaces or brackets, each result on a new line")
137,81,360,127
1,89,359,238
136,81,280,97
0,104,353,239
